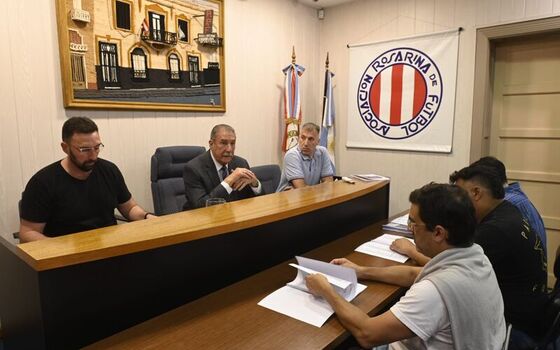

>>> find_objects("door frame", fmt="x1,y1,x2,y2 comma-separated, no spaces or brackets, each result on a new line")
471,15,560,162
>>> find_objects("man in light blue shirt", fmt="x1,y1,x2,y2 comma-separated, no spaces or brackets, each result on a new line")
277,122,334,191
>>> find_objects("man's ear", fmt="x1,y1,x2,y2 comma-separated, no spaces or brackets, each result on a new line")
432,225,448,244
61,141,69,155
470,185,483,201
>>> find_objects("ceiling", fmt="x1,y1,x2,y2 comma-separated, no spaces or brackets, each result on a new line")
297,0,356,10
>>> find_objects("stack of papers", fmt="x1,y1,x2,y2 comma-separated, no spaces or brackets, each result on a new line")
382,214,413,237
355,234,415,263
258,256,367,327
350,173,390,182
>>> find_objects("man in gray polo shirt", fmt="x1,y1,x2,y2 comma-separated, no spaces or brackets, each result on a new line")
277,122,334,191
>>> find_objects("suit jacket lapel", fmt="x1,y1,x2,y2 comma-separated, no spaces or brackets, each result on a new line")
203,151,221,190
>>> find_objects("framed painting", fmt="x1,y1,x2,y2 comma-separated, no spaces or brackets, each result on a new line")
55,0,225,112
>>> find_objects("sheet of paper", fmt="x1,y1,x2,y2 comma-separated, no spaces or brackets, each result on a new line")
391,214,409,226
355,234,415,263
258,284,367,328
288,263,352,291
350,174,390,182
288,256,358,298
258,256,367,327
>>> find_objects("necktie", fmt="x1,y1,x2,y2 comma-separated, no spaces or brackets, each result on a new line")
220,166,228,181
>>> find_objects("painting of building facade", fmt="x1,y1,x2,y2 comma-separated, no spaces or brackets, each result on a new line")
56,0,225,111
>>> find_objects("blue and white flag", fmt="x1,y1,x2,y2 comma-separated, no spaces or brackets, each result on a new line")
320,68,335,170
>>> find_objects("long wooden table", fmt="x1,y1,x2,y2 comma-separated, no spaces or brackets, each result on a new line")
0,180,389,349
86,218,407,350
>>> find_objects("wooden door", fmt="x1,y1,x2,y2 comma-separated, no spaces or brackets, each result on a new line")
491,33,560,287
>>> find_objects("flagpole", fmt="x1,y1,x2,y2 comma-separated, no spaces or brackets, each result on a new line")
320,52,336,171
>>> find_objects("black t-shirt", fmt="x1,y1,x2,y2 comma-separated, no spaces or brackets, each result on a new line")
21,158,132,237
476,200,548,338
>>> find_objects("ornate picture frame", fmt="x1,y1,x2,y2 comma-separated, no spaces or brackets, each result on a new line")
55,0,225,112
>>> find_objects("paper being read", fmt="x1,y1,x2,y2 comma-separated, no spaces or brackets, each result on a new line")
257,256,367,327
287,256,357,300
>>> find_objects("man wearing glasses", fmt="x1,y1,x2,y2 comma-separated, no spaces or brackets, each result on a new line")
305,183,506,349
19,117,155,242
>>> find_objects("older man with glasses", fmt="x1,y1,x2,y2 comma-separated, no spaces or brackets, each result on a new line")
19,116,155,243
305,183,506,349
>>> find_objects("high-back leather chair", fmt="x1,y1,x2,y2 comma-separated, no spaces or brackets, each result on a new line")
252,164,281,195
151,146,205,215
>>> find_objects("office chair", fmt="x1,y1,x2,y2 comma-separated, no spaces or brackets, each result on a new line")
252,164,281,195
12,200,22,242
151,145,205,215
534,252,560,349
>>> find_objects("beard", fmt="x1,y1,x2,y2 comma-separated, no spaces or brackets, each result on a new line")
69,150,97,172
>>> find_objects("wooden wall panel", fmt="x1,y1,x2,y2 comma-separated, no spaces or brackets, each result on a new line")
319,0,560,218
526,0,554,17
555,0,560,13
3,0,560,243
0,0,320,242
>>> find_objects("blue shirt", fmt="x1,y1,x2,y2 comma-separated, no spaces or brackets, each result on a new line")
276,145,334,191
505,182,547,257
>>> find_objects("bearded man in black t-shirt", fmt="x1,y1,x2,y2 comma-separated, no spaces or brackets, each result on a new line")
19,117,156,242
450,164,547,347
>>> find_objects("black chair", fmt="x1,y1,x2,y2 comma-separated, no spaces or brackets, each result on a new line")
535,251,560,349
12,200,22,241
151,146,205,215
252,164,281,195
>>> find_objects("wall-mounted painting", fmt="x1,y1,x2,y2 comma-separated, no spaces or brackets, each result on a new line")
55,0,225,112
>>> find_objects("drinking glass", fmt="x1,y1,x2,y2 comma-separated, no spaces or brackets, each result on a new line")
206,198,226,207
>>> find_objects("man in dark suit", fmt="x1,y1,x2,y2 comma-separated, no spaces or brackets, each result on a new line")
183,124,262,209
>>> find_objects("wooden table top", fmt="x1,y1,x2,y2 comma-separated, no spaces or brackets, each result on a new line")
86,219,408,350
16,180,388,272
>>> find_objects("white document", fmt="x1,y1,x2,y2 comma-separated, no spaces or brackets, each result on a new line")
355,234,415,263
258,256,367,327
350,173,390,182
391,214,409,226
382,214,412,237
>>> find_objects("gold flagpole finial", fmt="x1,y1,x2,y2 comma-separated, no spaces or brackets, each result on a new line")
292,46,296,64
325,52,329,69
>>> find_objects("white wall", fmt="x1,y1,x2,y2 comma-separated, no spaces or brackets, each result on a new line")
2,0,560,242
319,0,560,216
0,0,321,241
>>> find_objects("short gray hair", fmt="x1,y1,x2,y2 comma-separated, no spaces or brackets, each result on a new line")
210,124,236,140
301,122,320,134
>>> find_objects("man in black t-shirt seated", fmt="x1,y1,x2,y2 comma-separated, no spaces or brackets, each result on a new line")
19,117,156,243
450,164,547,348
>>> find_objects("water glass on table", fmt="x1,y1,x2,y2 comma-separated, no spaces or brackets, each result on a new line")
206,198,226,207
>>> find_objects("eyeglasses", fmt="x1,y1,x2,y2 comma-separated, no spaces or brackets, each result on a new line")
407,217,426,232
74,143,104,153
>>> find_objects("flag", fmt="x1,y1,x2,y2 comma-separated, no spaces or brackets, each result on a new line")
282,63,305,152
346,29,459,152
141,18,150,35
320,67,335,171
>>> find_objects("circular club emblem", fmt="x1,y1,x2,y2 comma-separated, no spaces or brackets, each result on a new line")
357,47,443,139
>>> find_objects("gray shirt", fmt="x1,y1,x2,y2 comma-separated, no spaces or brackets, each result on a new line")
276,145,334,191
398,244,506,350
